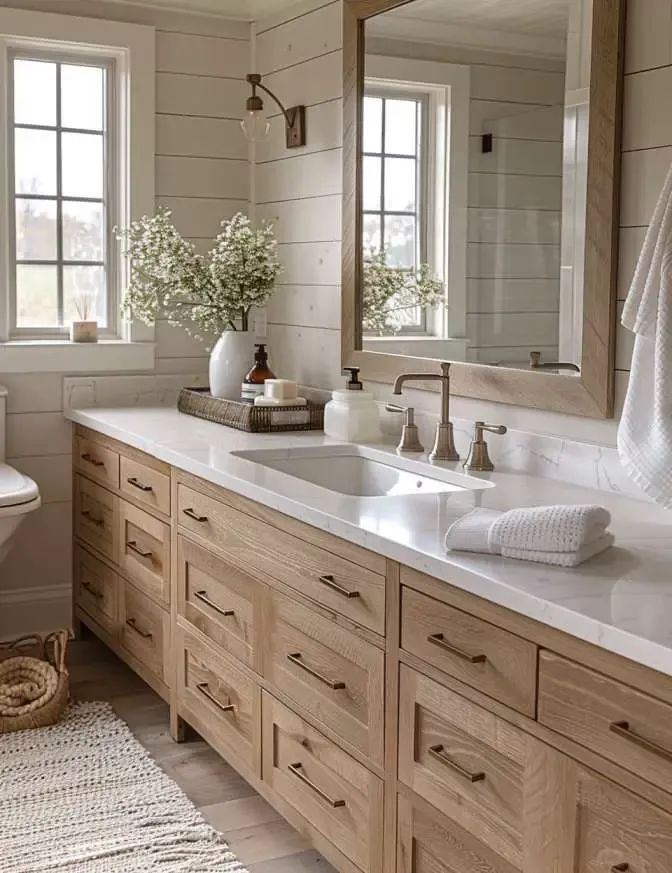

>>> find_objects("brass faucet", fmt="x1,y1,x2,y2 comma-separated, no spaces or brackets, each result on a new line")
392,362,459,461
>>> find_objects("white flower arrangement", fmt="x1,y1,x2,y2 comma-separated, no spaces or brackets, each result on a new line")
117,209,281,343
362,249,444,334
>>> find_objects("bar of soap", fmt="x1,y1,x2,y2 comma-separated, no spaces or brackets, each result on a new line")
264,378,298,400
254,395,308,407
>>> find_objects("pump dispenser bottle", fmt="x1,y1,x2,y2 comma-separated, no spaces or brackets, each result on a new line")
323,367,383,442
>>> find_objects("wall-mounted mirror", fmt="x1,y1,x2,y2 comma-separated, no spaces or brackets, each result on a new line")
342,0,624,417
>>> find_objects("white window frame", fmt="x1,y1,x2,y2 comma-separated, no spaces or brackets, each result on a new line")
0,8,155,368
365,55,470,342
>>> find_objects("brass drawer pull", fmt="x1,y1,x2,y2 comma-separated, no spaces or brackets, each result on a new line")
82,580,103,600
127,476,153,493
81,452,104,468
183,507,208,523
427,633,487,664
428,744,485,783
287,653,346,690
611,865,629,872
609,720,672,764
194,590,234,617
126,540,153,559
81,509,104,528
287,762,346,808
196,682,235,714
125,618,153,640
318,574,360,599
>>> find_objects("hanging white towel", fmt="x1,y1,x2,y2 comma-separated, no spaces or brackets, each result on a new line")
618,160,672,508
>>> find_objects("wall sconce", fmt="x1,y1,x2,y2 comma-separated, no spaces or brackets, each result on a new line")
241,73,306,148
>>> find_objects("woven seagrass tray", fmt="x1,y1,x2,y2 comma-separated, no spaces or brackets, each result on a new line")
178,387,324,433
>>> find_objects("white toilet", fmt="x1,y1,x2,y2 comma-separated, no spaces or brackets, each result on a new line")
0,387,41,563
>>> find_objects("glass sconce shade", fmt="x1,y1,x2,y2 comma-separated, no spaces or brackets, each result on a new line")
240,110,271,143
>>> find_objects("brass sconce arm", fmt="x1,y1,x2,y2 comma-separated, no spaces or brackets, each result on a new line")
245,73,306,148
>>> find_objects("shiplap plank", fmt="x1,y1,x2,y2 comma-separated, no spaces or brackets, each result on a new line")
256,195,341,243
468,208,561,244
260,50,343,109
469,173,563,210
256,99,342,163
154,320,212,357
468,242,561,279
6,454,71,504
257,2,342,75
266,324,341,389
623,67,672,152
156,72,247,119
266,285,340,329
276,241,341,285
156,31,248,78
0,373,64,413
157,197,248,239
469,137,563,176
620,147,672,227
467,345,558,363
616,302,634,371
156,115,248,160
256,149,342,202
467,278,560,314
156,156,249,200
618,226,647,299
471,101,564,140
466,312,559,347
0,503,70,590
6,412,72,457
624,0,672,74
470,65,564,105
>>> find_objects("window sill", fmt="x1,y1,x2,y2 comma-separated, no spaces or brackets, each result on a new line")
0,339,156,373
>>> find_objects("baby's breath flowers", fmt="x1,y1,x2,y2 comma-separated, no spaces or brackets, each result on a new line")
117,210,281,346
362,249,444,334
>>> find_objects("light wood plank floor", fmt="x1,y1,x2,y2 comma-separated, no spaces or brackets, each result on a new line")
67,638,337,873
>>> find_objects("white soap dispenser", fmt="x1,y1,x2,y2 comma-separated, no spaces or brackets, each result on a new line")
324,367,383,442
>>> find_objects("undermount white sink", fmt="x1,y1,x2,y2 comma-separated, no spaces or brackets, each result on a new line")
231,444,494,498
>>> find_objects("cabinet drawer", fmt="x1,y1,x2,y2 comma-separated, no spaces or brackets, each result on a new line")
74,434,119,489
177,536,260,670
177,484,385,634
401,586,537,716
574,768,672,873
397,794,518,873
262,592,384,766
74,475,118,561
176,625,255,774
539,650,672,795
119,581,170,684
74,544,119,636
118,501,170,607
120,456,170,516
399,665,544,870
262,692,383,873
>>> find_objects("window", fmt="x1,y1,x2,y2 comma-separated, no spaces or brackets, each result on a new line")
9,53,115,336
362,90,428,331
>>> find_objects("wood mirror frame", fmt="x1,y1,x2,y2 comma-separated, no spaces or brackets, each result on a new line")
342,0,625,418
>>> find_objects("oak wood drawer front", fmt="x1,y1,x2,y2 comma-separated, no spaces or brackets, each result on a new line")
119,581,169,684
177,484,385,634
74,544,118,636
399,665,547,870
539,650,672,795
74,475,118,561
118,501,170,607
177,536,260,670
573,768,672,873
401,586,537,716
262,692,384,873
262,592,385,765
120,456,170,516
74,435,119,489
397,795,518,873
177,625,255,773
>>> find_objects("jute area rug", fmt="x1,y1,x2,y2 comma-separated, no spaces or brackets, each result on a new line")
0,701,248,873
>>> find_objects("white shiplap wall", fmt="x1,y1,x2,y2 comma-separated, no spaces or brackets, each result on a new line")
254,0,671,446
0,0,251,634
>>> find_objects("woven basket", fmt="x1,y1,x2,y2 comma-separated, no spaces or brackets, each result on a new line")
0,630,69,734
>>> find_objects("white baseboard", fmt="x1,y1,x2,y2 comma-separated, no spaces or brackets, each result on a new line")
0,583,72,639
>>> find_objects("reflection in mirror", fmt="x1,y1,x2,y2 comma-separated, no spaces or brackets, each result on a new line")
360,0,589,374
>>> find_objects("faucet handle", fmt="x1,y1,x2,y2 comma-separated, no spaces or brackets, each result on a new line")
464,422,507,472
385,403,425,453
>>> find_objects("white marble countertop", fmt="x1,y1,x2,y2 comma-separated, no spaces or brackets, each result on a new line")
65,406,672,677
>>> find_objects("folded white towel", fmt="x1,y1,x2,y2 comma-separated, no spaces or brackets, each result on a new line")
489,504,611,553
618,159,672,507
444,505,613,567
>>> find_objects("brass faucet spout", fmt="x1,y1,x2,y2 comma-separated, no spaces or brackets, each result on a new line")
390,363,457,461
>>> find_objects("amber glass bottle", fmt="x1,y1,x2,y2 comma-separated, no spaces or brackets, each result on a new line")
241,343,275,402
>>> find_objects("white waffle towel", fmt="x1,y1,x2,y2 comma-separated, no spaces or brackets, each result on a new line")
618,159,672,508
445,504,613,567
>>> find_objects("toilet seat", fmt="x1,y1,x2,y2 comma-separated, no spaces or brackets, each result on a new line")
0,463,40,508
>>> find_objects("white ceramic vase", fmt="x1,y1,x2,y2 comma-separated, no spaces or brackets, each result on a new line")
209,330,254,399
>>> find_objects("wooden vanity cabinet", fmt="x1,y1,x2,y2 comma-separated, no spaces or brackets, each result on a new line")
72,426,672,873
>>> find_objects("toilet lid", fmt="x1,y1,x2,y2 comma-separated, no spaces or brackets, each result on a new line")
0,463,39,508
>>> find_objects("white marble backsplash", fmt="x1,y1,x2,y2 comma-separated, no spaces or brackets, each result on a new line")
63,374,647,503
